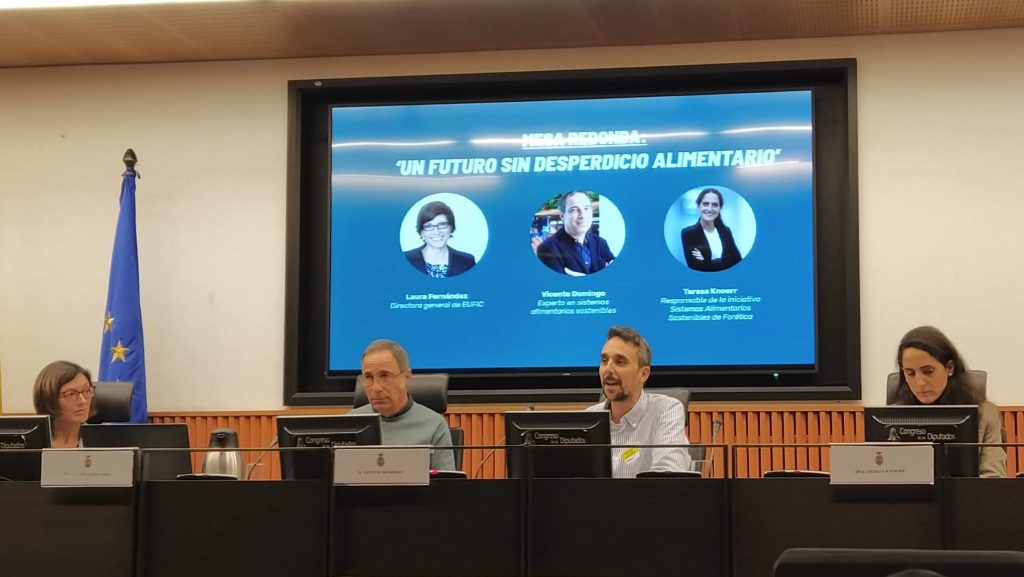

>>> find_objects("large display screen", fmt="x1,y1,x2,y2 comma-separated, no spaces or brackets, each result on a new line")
328,90,815,373
285,60,860,403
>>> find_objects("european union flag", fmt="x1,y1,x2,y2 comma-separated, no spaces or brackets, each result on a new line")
99,151,147,422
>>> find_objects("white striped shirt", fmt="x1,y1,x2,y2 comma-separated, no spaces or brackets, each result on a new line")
587,392,691,478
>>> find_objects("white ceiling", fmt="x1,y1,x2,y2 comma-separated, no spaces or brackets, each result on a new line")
2,0,1023,68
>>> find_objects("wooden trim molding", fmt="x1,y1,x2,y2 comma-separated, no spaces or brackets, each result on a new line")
150,403,1024,479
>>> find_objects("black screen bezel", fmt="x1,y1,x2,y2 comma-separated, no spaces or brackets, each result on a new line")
277,414,385,480
284,58,860,405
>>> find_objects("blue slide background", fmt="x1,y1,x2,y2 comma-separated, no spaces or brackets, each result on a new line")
328,91,815,372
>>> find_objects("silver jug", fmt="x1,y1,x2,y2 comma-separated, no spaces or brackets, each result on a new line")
202,428,245,479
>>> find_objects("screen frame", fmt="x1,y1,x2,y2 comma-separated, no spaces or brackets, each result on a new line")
0,415,52,482
0,415,52,445
277,414,384,480
864,404,980,478
285,58,860,405
504,410,612,479
80,423,193,480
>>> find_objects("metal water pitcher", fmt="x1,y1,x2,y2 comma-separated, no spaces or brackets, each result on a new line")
202,428,245,479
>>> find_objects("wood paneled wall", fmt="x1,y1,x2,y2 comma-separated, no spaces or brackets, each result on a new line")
150,403,1024,479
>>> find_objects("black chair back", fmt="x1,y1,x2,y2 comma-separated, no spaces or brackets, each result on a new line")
87,381,134,424
353,373,448,413
885,370,987,404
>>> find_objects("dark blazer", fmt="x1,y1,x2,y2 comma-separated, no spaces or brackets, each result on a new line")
537,229,615,275
404,245,476,277
681,221,742,272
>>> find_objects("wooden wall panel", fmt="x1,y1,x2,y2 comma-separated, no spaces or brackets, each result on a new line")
150,413,280,479
1005,410,1024,475
149,404,1024,479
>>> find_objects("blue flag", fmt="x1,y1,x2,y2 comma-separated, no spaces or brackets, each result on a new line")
99,165,147,422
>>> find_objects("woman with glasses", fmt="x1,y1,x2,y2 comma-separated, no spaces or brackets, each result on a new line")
32,360,97,448
404,200,476,278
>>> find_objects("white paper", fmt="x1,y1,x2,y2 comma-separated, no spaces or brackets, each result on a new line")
333,445,430,486
41,448,135,487
829,443,935,485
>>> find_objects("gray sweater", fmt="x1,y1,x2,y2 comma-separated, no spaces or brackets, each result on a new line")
350,399,455,470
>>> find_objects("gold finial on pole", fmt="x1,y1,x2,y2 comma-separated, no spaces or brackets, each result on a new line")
123,148,137,170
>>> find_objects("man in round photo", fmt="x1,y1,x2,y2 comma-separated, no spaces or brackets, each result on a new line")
536,191,615,276
403,200,477,278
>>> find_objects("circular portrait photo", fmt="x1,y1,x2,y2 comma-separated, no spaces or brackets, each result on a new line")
664,186,756,273
400,193,488,278
530,190,625,277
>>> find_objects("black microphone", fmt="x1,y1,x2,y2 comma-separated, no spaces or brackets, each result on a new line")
244,436,279,480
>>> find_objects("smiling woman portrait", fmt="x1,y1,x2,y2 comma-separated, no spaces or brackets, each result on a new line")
892,326,1007,478
680,187,743,272
32,360,97,448
403,200,477,278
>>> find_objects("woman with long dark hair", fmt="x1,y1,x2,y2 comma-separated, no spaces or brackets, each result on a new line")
892,326,1006,477
680,188,742,272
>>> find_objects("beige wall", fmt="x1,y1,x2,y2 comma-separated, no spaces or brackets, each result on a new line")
2,28,1023,412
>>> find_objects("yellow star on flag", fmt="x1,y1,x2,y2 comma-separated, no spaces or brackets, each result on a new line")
103,312,115,333
111,340,130,363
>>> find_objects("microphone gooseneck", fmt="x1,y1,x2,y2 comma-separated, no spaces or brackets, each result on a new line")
472,436,507,479
244,436,279,480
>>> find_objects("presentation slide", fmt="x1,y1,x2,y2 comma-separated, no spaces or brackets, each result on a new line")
328,90,814,374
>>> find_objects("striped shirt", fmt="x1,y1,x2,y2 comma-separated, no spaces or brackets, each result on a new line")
587,392,691,478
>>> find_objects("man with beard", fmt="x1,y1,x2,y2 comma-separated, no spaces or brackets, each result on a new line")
587,326,690,477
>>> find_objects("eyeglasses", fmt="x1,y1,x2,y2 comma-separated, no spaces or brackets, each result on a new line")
59,385,96,402
422,222,451,232
363,371,405,387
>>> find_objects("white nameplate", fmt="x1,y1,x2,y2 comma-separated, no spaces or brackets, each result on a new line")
41,448,135,488
333,445,430,486
829,443,935,485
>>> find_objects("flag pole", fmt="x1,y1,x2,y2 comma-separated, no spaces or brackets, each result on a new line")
99,148,147,422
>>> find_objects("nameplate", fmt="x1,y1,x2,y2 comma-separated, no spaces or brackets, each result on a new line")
829,443,934,485
40,448,135,488
333,445,430,486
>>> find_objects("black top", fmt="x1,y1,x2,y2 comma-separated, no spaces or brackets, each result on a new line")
404,245,477,277
681,222,742,272
537,229,615,275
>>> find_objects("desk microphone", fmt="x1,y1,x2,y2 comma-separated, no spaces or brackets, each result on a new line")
244,436,279,480
472,436,506,479
471,404,529,478
706,419,723,475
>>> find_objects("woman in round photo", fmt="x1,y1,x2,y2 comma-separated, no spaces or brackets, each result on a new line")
404,200,476,278
892,326,1006,478
680,187,742,272
33,360,97,448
